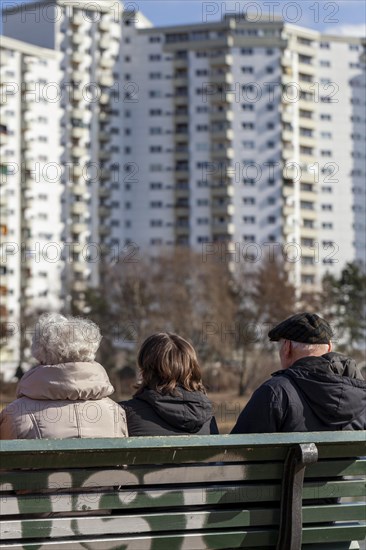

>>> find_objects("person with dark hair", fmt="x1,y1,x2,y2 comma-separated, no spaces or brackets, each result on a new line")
120,332,218,436
232,312,366,434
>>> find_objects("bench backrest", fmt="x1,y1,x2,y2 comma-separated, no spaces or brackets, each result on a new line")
1,432,365,550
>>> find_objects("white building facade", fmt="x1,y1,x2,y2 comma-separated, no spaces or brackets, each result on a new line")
1,3,365,376
0,36,63,375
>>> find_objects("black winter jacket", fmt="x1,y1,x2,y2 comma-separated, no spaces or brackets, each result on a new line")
232,352,366,433
121,387,219,436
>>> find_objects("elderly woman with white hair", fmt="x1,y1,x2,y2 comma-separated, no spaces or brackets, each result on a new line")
0,313,128,439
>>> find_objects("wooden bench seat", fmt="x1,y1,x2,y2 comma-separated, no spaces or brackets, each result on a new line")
0,432,365,549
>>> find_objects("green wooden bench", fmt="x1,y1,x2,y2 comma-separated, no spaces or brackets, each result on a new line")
0,432,365,549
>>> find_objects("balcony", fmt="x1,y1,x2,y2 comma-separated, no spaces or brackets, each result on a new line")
211,128,234,141
174,113,189,124
282,108,294,124
211,147,234,160
174,187,189,200
99,225,111,236
299,135,315,147
72,183,88,195
99,186,109,198
72,126,87,139
301,170,317,184
99,93,109,105
282,129,293,142
100,56,114,69
211,184,234,198
72,202,87,215
99,149,111,161
72,222,88,233
281,55,292,67
73,280,87,292
72,52,83,64
175,169,189,179
210,53,232,67
212,221,235,235
72,146,87,158
296,43,315,57
282,148,295,161
282,74,294,86
73,261,88,273
173,76,188,87
210,109,233,122
73,165,83,178
99,206,109,217
99,110,111,122
73,89,83,102
298,62,315,75
72,34,83,46
72,107,84,119
100,37,110,50
99,18,110,32
211,165,234,181
99,74,114,87
99,129,109,141
212,202,234,216
72,13,84,26
209,72,233,85
174,150,189,161
100,169,111,180
210,92,234,106
175,224,190,236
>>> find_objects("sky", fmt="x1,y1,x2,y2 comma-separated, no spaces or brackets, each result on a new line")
1,0,366,36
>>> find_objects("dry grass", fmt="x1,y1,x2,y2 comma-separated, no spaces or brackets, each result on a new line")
208,391,249,434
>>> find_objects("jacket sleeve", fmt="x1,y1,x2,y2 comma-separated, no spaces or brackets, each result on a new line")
118,405,129,437
0,404,18,439
231,383,287,434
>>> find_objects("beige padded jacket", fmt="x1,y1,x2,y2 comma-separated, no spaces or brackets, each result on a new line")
0,362,128,439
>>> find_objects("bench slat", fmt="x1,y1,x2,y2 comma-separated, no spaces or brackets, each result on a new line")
1,480,364,515
1,504,365,540
0,525,364,550
303,524,366,543
1,459,364,492
1,435,364,469
0,463,283,491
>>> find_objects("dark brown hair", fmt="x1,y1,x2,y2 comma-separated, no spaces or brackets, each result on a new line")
135,332,206,395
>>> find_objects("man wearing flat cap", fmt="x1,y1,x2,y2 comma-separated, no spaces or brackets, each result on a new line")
232,312,366,433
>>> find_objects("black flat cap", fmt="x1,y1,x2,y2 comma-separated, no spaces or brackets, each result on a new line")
268,312,333,344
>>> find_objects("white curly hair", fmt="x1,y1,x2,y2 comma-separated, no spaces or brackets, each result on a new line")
31,313,102,365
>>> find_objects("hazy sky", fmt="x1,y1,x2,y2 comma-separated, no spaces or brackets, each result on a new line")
1,0,366,35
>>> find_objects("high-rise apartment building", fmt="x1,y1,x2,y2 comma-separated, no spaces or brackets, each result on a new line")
0,35,62,372
1,2,365,376
115,15,365,290
3,0,123,303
